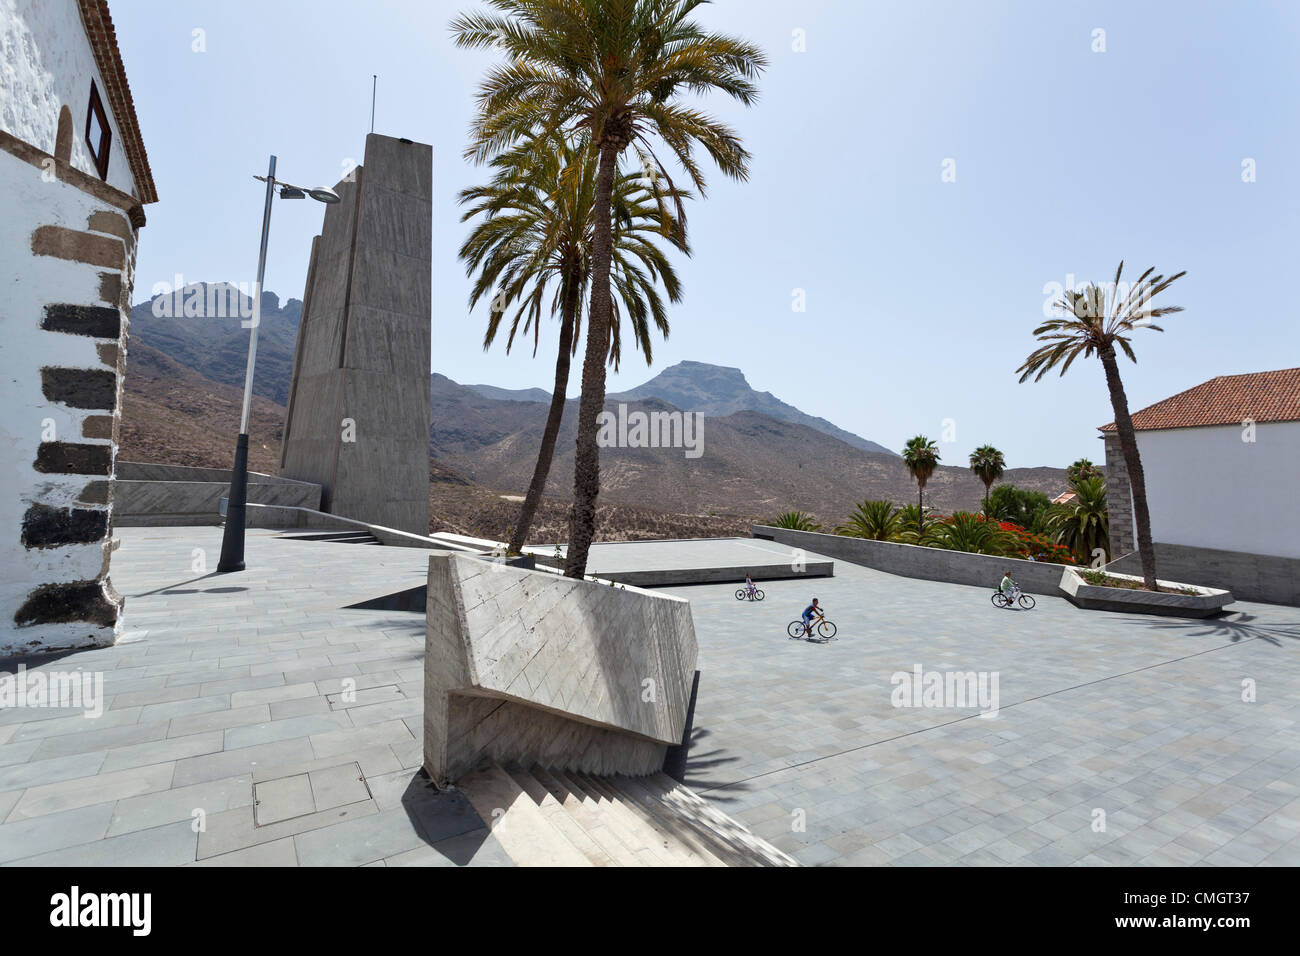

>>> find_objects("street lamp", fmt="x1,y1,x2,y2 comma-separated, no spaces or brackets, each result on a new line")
217,155,340,573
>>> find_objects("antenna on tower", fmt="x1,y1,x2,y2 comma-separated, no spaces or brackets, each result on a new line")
370,75,377,133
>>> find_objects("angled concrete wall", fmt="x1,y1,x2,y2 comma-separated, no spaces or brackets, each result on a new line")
423,553,699,786
279,133,432,535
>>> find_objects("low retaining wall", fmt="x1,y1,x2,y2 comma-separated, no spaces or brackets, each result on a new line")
114,460,321,527
751,525,1072,596
528,554,834,587
1106,542,1299,607
423,553,698,786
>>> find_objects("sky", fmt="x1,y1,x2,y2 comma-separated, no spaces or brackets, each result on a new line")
114,0,1300,469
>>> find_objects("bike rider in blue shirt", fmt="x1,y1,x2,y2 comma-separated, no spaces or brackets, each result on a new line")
801,598,822,636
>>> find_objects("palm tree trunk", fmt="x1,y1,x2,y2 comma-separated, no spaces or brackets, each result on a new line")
564,143,619,579
1099,346,1158,590
507,279,579,555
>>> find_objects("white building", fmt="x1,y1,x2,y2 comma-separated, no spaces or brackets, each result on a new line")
1,0,157,655
1101,367,1300,605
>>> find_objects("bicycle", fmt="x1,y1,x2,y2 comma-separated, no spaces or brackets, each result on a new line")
991,588,1036,610
787,611,837,641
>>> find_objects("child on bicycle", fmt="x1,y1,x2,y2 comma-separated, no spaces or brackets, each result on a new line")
998,571,1018,603
801,598,823,635
745,574,757,598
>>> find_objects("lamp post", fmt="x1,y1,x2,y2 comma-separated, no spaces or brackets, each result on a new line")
217,155,339,572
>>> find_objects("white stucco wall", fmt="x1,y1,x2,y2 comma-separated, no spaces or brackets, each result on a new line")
1136,421,1300,559
0,147,124,654
0,0,137,195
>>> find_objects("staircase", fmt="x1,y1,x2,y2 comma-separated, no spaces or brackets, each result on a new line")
456,762,799,867
276,529,381,545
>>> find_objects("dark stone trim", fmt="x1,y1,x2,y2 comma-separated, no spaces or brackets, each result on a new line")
34,442,112,475
42,303,121,339
14,580,119,628
41,367,117,409
31,225,124,270
21,504,109,549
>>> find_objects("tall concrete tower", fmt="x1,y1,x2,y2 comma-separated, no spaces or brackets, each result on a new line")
279,133,431,534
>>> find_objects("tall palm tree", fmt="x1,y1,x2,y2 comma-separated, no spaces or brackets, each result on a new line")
1018,261,1185,590
902,436,940,514
968,445,1006,516
835,500,901,541
453,0,766,579
1066,457,1102,485
1045,475,1110,564
459,132,688,555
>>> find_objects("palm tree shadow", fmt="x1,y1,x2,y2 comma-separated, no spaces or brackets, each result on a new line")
681,725,748,802
1122,610,1300,646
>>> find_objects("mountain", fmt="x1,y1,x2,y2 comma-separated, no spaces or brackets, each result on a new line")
427,373,1068,524
128,283,303,405
465,383,553,403
609,360,896,456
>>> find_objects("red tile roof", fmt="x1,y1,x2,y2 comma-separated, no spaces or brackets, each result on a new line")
1100,368,1300,432
77,0,156,204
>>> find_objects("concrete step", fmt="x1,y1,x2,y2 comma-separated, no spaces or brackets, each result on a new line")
570,772,705,867
615,774,754,866
505,767,616,866
605,775,729,867
533,767,647,866
645,773,800,867
456,763,591,867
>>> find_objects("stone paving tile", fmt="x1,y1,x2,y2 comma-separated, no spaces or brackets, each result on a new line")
0,802,116,863
101,731,225,773
4,527,1296,867
6,819,198,867
108,774,253,837
172,739,315,788
188,836,297,866
8,761,175,821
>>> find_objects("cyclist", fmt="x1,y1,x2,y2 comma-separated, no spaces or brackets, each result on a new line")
801,598,823,636
744,574,757,598
998,570,1018,605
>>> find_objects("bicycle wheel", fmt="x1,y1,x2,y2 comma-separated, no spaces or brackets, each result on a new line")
991,592,1008,608
817,620,837,640
735,589,747,601
1018,593,1036,610
754,589,765,601
787,621,806,639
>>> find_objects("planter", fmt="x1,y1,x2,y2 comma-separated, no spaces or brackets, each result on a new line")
1058,567,1233,617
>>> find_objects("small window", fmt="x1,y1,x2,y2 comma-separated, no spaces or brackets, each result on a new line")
84,81,111,180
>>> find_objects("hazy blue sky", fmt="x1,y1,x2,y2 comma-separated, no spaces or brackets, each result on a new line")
115,0,1299,468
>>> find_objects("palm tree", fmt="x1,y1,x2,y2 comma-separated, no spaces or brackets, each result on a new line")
453,0,766,579
835,500,901,540
1045,475,1110,564
895,503,937,543
771,511,821,532
1066,457,1102,485
459,132,688,555
902,436,940,514
928,512,1017,556
1018,261,1185,590
968,445,1006,516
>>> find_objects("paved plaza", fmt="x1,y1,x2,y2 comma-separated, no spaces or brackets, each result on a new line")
1,528,1297,866
664,566,1300,866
